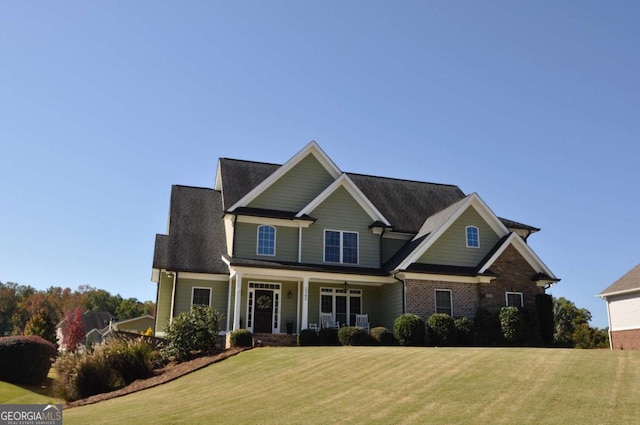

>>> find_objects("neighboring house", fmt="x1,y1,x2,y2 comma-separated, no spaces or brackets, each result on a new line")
151,141,559,341
110,315,155,334
599,263,640,350
56,310,115,350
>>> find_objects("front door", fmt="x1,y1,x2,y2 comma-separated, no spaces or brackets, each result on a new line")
254,290,274,333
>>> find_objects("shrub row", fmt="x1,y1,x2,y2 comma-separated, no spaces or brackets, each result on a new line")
298,326,396,346
53,337,161,401
0,335,57,385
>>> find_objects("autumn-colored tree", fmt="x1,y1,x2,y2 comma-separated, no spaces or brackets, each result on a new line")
62,307,85,352
24,309,57,345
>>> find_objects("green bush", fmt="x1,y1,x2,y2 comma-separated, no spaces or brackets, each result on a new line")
298,329,319,346
454,317,474,346
370,327,395,346
338,326,370,346
230,329,253,347
393,314,426,346
318,328,340,346
53,348,119,401
500,306,524,344
427,313,457,346
104,338,158,385
474,308,501,346
162,305,222,361
0,335,57,385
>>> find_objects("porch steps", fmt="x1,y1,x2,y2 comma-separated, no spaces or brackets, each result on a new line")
253,333,298,347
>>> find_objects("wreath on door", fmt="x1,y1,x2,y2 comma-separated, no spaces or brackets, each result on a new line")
256,295,272,310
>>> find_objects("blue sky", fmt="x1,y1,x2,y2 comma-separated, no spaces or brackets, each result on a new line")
2,2,639,328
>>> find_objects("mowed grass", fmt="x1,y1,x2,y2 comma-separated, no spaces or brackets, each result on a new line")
0,370,61,405
64,347,640,424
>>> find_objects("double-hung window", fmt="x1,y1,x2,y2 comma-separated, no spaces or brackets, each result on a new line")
257,225,276,256
466,226,479,248
435,289,453,316
192,287,211,307
324,230,358,264
506,292,523,307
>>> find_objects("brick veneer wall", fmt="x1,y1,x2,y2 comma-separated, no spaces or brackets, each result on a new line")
405,279,479,320
478,245,544,312
610,329,640,350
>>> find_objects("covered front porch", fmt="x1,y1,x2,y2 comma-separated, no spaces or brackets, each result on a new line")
225,264,402,337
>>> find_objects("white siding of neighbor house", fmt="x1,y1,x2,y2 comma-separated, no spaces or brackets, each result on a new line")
608,292,640,331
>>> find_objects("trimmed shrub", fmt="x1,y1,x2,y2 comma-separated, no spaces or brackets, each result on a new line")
370,327,395,346
104,338,158,385
338,326,370,346
0,335,57,385
318,328,340,346
298,329,319,346
162,305,222,361
500,306,524,344
230,329,253,347
393,314,426,346
454,317,474,346
474,308,501,346
427,313,457,346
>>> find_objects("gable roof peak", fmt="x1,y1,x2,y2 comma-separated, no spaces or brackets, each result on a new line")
227,140,342,211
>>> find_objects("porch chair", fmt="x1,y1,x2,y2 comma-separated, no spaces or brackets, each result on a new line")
308,323,319,332
355,314,370,333
319,312,339,330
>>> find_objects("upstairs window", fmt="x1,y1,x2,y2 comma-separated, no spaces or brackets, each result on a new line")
257,225,276,256
192,287,211,306
435,289,453,316
466,226,479,248
506,292,523,307
324,230,358,264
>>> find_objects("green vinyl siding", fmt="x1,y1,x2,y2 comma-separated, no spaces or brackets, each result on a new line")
302,186,380,268
155,273,174,334
174,278,229,326
418,208,501,267
382,237,409,264
248,154,335,212
234,223,298,262
115,317,155,334
373,282,404,330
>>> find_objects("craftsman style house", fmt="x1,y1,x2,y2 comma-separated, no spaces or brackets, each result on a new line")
599,263,640,350
151,141,559,340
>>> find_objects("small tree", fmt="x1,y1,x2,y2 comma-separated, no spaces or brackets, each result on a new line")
62,307,85,352
24,309,57,345
162,305,222,361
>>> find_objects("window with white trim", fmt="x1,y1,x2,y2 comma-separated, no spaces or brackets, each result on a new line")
435,289,453,316
466,226,479,248
505,292,523,307
257,225,276,256
320,287,362,326
192,287,211,306
324,230,358,264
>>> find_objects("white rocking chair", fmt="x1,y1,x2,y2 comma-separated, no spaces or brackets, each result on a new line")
319,312,339,330
355,314,370,333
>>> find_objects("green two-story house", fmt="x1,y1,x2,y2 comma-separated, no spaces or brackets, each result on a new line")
151,141,559,341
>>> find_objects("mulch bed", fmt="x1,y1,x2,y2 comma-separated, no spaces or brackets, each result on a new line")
64,347,249,409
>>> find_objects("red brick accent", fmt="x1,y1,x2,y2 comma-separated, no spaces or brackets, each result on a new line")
610,329,640,350
479,245,544,312
405,279,479,320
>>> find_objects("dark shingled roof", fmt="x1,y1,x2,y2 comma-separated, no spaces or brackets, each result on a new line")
498,217,540,232
219,158,279,210
600,263,640,296
153,185,228,274
227,256,389,276
346,173,466,234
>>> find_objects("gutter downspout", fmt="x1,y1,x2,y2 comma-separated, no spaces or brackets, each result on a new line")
169,272,177,325
393,272,406,314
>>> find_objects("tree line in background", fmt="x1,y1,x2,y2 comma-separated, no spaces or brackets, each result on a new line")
552,296,609,349
0,281,154,346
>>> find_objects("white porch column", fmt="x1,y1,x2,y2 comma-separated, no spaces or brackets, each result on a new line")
301,276,309,329
233,272,243,330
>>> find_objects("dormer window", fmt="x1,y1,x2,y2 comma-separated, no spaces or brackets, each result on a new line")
466,226,479,248
257,225,276,256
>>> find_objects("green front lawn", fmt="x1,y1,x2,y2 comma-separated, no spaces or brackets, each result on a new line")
0,370,61,405
63,347,640,424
